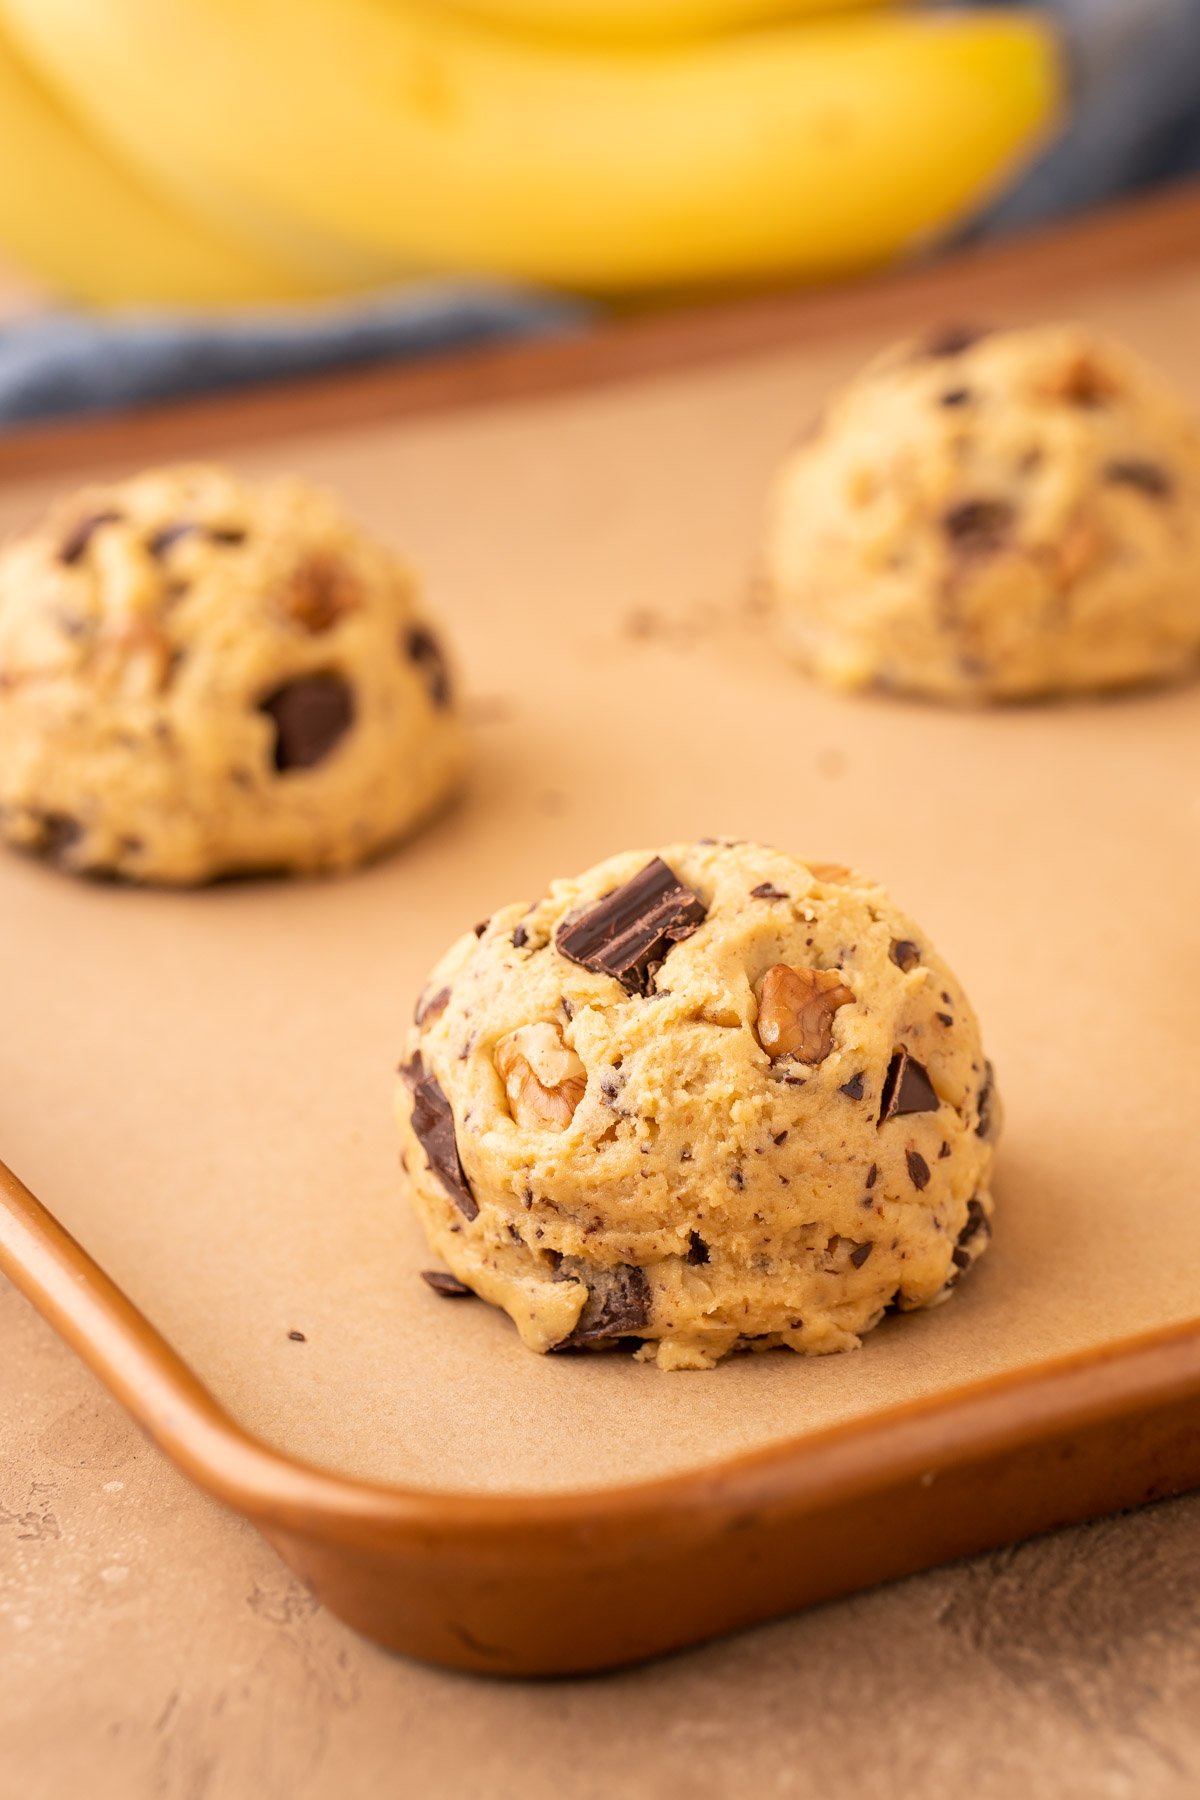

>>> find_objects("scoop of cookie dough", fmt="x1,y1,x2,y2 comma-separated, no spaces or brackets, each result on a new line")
397,840,999,1371
0,464,467,882
765,322,1200,701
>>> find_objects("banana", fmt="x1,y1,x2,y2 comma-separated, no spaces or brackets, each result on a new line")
443,0,896,45
0,19,344,307
0,0,1061,295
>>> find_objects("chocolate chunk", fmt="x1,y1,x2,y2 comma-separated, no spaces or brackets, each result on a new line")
259,672,354,772
414,985,451,1028
773,1130,789,1146
943,499,1015,554
512,924,529,948
421,1269,475,1298
923,323,988,358
952,1197,992,1271
557,1263,651,1347
865,1163,878,1189
976,1061,997,1139
939,387,972,407
730,1167,745,1191
32,812,83,864
555,857,707,996
399,1049,425,1088
473,919,489,938
687,1231,710,1266
890,939,920,973
938,1141,951,1159
147,521,200,558
750,882,789,901
287,1329,307,1342
849,1241,874,1269
878,1050,939,1125
209,526,247,546
906,1149,931,1191
410,1076,478,1220
405,624,452,710
936,1011,953,1027
839,1072,865,1101
1104,459,1173,499
59,509,121,565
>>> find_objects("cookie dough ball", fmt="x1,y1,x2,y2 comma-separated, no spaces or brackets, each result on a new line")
765,323,1200,702
0,464,467,882
397,840,999,1371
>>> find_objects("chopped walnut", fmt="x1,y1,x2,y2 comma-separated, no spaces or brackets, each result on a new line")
280,554,359,634
756,964,855,1064
808,861,851,883
1039,352,1120,408
495,1022,586,1131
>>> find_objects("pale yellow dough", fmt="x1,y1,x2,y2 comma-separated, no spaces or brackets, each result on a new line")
0,464,467,882
766,322,1200,702
397,840,999,1371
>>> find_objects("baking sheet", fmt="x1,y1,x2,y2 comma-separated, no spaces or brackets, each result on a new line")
2,258,1199,1496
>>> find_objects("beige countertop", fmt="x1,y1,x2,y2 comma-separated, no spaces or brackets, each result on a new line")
3,1274,1198,1800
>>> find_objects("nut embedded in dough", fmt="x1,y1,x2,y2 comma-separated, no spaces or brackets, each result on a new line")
755,964,854,1064
495,1022,587,1131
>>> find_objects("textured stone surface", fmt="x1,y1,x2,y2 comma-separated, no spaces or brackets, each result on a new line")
2,1278,1199,1800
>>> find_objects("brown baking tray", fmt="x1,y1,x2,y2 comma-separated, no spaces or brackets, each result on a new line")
2,184,1200,1677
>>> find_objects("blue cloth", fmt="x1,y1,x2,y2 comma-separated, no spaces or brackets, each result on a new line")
2,0,1198,428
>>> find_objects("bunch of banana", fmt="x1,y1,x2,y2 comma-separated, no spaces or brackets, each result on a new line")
0,0,1060,307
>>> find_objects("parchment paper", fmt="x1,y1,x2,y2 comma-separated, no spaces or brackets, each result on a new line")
2,261,1198,1495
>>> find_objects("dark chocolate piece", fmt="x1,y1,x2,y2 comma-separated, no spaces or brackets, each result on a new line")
59,509,121,565
878,1051,939,1125
1104,458,1172,499
421,1269,475,1298
512,924,529,948
865,1163,878,1189
943,498,1015,554
773,1130,789,1146
32,812,83,864
259,672,354,771
287,1329,307,1342
750,883,789,901
147,521,200,558
410,1076,478,1220
975,1061,997,1139
209,526,247,546
906,1149,931,1190
405,624,452,710
939,387,972,407
556,1263,651,1347
849,1241,874,1269
890,939,921,973
952,1198,992,1273
555,857,707,996
414,986,451,1028
687,1231,710,1266
839,1072,865,1101
923,323,988,358
936,1011,953,1027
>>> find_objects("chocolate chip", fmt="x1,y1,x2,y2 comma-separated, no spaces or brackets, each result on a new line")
976,1061,997,1139
259,672,354,772
879,1051,939,1125
939,387,972,407
59,509,121,565
906,1149,931,1191
687,1231,709,1266
938,1141,951,1159
556,857,707,996
952,1196,992,1273
849,1241,874,1269
1104,459,1173,499
147,521,200,558
421,1269,475,1298
936,1012,953,1027
923,323,988,358
556,1263,651,1348
890,939,921,973
750,883,789,901
865,1163,878,1189
773,1130,789,1146
405,624,452,710
730,1167,745,1191
414,985,451,1028
287,1329,307,1342
943,499,1014,554
839,1072,865,1100
512,924,529,948
410,1075,477,1220
209,526,247,546
32,812,83,864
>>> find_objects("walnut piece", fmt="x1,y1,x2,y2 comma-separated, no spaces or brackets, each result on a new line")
495,1022,586,1131
756,964,855,1064
281,554,359,634
807,861,851,883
